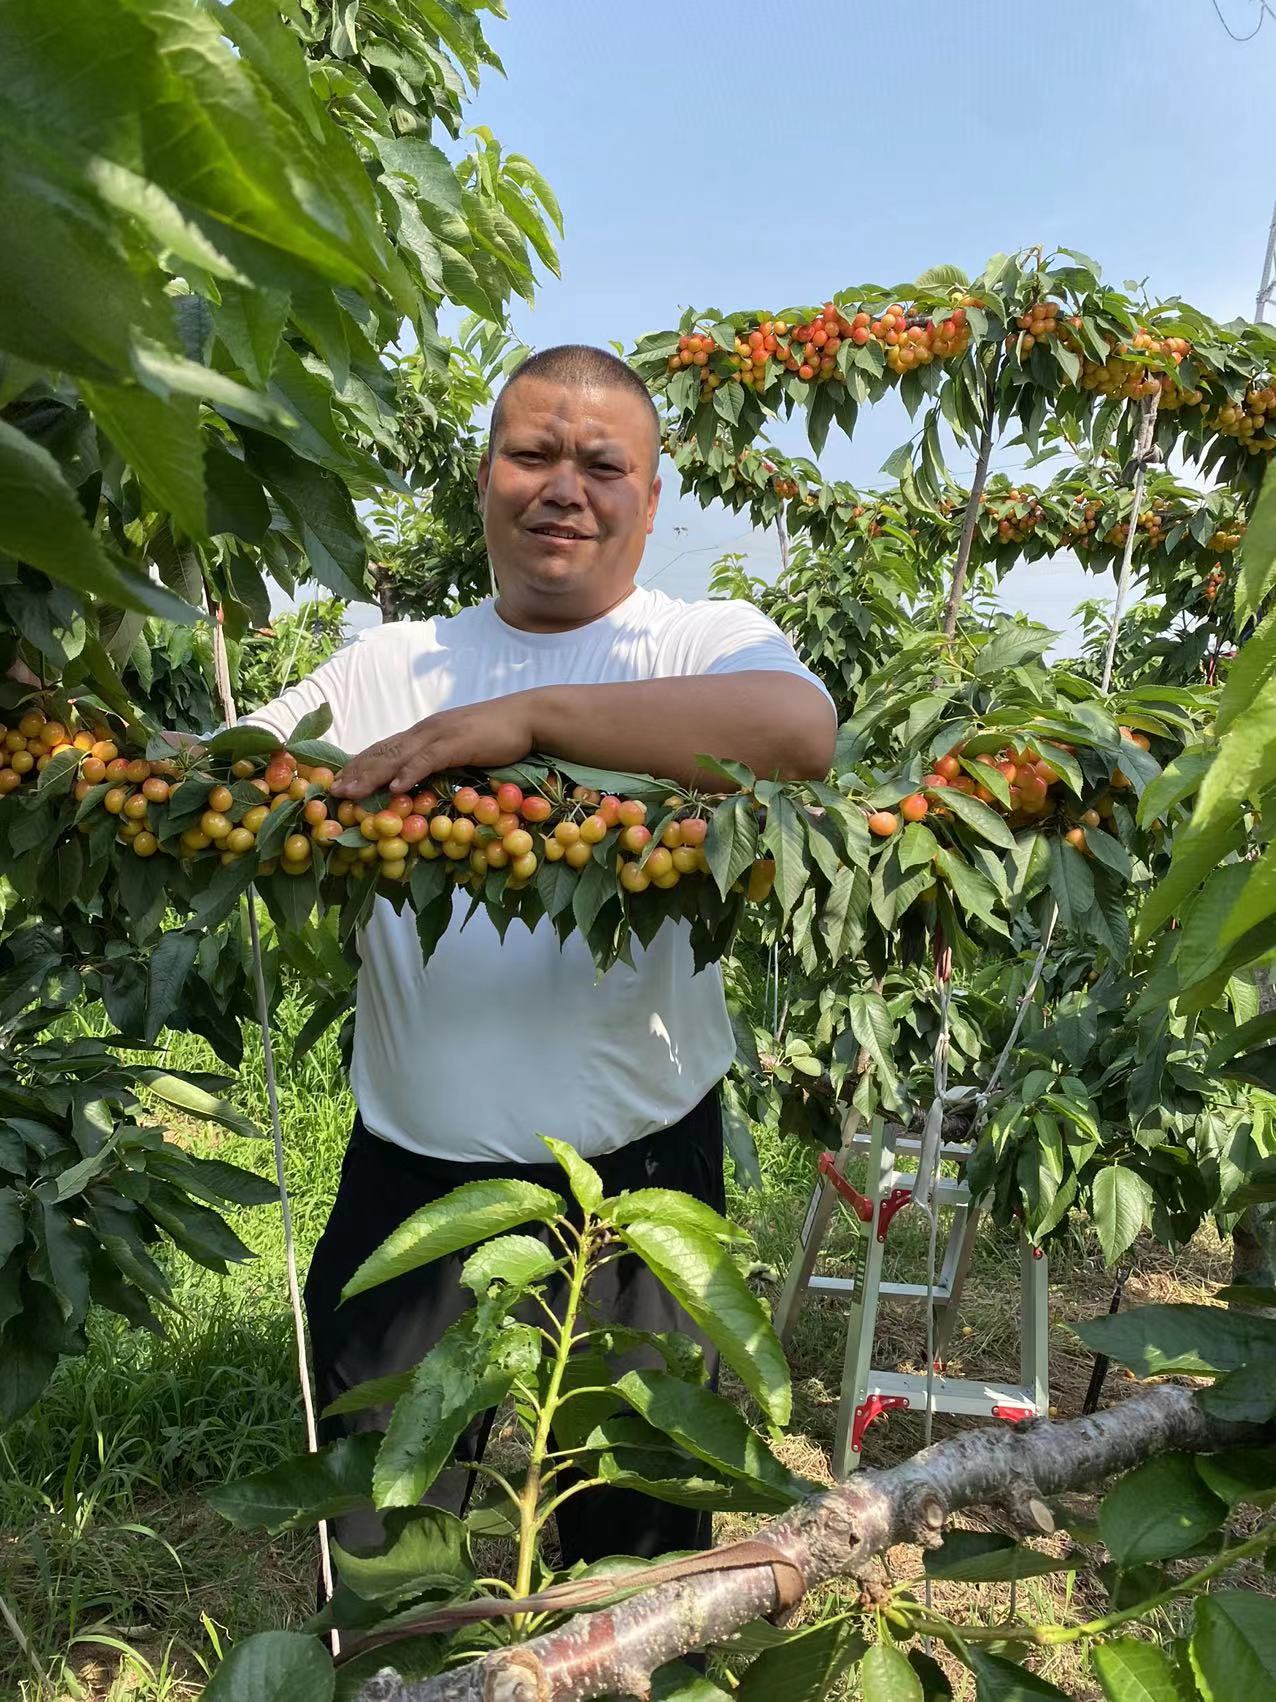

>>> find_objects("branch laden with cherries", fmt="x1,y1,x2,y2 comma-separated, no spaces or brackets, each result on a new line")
0,650,1191,1015
633,250,1276,499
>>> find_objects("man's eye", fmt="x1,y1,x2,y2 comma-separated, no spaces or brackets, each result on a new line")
592,463,622,475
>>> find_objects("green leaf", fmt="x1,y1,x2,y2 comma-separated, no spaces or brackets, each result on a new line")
1197,1359,1276,1425
136,1070,263,1142
973,625,1057,677
1137,749,1212,827
616,1219,790,1425
612,1370,815,1508
736,1621,866,1702
215,284,288,388
1191,1590,1276,1701
705,792,759,899
1074,1303,1276,1377
859,1642,923,1702
964,1651,1068,1700
373,1309,539,1507
1048,834,1096,933
1196,1447,1276,1510
38,1202,91,1325
321,1371,414,1420
0,1304,60,1423
342,1178,562,1300
0,1190,23,1264
202,1631,333,1702
243,431,368,603
144,930,202,1043
178,1154,277,1208
540,1136,603,1215
924,1530,1079,1582
760,793,808,917
290,704,334,744
1100,1454,1227,1565
588,1418,779,1514
932,785,1016,850
1092,1638,1190,1702
459,1234,558,1295
607,1190,749,1245
0,418,201,623
1091,1165,1151,1265
1235,461,1276,626
207,1435,378,1532
329,1508,471,1604
846,989,903,1109
81,378,207,538
935,847,1009,936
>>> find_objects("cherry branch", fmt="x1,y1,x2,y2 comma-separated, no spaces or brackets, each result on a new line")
356,1385,1258,1702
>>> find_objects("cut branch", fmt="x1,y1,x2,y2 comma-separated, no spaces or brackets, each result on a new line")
356,1386,1260,1702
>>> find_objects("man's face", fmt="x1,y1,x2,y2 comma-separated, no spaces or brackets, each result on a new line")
478,377,661,627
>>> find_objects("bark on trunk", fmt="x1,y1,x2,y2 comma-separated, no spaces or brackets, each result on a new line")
942,346,1001,641
356,1386,1258,1702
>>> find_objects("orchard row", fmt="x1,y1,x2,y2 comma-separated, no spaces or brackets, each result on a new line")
668,433,1247,614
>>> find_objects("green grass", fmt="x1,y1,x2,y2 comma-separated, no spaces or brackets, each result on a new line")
0,1003,1253,1701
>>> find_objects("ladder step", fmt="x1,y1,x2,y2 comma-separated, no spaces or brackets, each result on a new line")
866,1369,1040,1419
851,1134,973,1160
881,1173,972,1205
809,1275,953,1301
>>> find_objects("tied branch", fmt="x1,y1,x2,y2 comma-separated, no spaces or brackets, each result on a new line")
356,1385,1259,1702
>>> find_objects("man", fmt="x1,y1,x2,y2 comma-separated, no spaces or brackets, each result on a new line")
247,345,836,1566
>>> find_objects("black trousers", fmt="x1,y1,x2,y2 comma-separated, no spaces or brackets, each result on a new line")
304,1092,725,1568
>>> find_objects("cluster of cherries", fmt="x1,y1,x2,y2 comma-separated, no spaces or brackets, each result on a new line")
0,711,785,905
861,729,1151,844
981,488,1047,546
667,300,973,395
0,709,110,796
318,779,721,896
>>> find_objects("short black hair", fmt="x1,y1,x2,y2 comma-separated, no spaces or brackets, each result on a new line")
489,344,661,472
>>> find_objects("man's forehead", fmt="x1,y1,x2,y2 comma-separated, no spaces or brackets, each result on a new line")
498,378,654,446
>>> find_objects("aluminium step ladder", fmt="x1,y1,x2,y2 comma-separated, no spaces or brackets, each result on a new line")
774,1110,1049,1476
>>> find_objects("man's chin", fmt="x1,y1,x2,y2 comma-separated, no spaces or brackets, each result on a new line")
518,553,595,592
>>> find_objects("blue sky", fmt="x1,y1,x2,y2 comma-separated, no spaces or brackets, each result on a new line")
423,0,1275,648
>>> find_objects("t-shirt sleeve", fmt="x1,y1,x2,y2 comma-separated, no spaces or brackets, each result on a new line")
684,600,835,707
240,642,355,744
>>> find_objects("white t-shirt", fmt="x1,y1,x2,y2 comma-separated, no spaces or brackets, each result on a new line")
249,588,831,1162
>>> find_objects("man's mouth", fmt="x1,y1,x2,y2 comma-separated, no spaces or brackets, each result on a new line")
527,522,593,541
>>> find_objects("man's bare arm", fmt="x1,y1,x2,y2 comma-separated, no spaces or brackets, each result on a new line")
329,672,836,798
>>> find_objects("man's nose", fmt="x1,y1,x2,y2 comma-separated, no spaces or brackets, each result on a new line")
539,460,587,507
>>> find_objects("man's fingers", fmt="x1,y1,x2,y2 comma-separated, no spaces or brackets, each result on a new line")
332,737,437,799
387,749,443,794
331,742,404,798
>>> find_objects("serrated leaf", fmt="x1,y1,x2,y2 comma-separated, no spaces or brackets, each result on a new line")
342,1178,562,1300
704,793,758,898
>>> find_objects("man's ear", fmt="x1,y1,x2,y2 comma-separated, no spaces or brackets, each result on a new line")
477,450,490,503
645,473,662,535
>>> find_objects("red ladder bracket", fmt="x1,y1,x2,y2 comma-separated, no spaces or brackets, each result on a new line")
851,1392,910,1453
876,1186,913,1243
991,1403,1036,1425
819,1151,873,1222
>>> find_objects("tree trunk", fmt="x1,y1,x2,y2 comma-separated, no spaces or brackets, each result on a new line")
942,345,1002,640
356,1386,1258,1702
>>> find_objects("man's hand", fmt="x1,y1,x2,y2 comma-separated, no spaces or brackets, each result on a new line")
330,696,538,798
